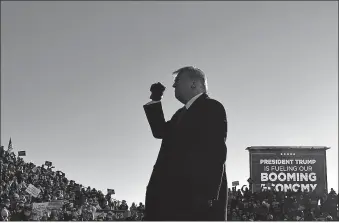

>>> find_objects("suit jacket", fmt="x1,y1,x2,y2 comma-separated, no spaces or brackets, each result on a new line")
143,93,228,221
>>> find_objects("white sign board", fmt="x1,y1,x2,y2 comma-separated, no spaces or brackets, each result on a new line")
26,184,41,198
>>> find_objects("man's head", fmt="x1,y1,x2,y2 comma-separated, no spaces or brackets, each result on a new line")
3,199,10,208
1,208,9,220
17,202,24,212
172,66,208,104
13,193,20,201
23,206,31,217
232,210,237,216
103,200,109,206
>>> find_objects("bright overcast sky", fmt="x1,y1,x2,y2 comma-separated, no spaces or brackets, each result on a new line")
1,1,338,205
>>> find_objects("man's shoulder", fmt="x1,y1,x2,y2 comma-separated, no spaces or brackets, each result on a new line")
204,97,226,113
205,97,223,105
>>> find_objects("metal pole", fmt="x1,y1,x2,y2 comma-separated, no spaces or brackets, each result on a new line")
0,2,1,148
0,1,2,148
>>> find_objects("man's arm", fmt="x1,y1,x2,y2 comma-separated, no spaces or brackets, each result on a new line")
143,101,168,139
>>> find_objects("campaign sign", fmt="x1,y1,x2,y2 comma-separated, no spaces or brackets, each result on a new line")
47,200,64,210
32,202,49,218
95,212,106,219
26,184,41,198
250,149,327,194
45,161,52,167
232,181,239,187
107,189,115,194
18,151,26,156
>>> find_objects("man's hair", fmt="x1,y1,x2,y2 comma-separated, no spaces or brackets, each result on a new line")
172,66,208,92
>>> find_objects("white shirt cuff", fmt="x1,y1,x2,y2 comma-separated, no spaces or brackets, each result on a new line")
145,101,161,106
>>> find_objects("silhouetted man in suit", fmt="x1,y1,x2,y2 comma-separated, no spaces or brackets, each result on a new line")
143,66,228,221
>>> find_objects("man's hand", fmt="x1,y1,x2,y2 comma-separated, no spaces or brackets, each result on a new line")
150,82,165,101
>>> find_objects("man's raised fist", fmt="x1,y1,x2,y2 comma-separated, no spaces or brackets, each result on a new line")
150,82,166,101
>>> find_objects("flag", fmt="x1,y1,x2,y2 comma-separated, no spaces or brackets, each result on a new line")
18,151,26,156
8,138,13,153
232,181,239,187
0,146,4,157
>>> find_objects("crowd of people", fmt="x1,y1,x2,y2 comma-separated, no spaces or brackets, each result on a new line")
0,149,145,221
227,185,338,221
1,147,338,221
